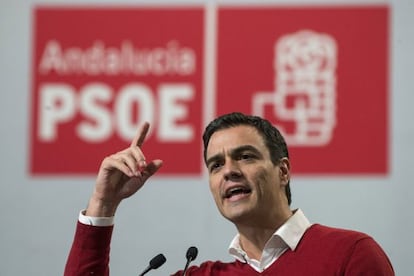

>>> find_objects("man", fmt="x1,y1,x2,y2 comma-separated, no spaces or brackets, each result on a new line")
65,112,394,275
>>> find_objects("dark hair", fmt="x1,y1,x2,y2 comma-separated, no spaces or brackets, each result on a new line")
202,112,292,205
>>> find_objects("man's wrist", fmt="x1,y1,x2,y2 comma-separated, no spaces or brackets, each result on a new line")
85,196,119,217
79,210,114,226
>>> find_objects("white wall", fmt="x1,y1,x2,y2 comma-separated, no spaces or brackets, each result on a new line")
0,0,413,275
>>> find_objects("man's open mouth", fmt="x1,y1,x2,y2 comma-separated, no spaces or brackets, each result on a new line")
224,186,252,199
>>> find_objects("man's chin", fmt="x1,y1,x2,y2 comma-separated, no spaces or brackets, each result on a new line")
222,208,253,224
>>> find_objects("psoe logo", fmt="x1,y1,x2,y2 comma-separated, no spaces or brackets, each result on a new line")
30,7,205,176
253,30,337,146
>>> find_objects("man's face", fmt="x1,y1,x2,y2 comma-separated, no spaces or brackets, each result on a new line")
205,125,289,225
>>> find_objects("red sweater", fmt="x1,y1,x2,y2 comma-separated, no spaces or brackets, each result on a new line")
65,222,394,275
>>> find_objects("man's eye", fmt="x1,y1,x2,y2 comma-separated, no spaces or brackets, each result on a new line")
210,163,222,172
240,154,253,160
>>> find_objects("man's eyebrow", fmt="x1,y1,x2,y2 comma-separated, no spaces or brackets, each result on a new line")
206,145,262,166
206,154,222,167
231,145,262,157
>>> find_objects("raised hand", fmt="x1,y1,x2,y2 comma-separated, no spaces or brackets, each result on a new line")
86,122,163,217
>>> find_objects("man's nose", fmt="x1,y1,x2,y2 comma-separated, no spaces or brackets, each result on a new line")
223,159,242,181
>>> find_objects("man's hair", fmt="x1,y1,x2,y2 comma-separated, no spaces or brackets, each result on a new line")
202,112,292,205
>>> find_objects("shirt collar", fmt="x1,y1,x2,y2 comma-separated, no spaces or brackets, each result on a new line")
275,208,311,250
228,208,311,261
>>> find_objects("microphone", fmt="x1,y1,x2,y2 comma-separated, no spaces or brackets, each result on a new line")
138,253,167,276
182,246,198,276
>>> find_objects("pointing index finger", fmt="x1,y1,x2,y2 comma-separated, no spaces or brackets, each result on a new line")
131,122,150,147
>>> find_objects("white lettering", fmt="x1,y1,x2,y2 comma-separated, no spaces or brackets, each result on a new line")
77,83,113,142
38,40,63,74
38,84,76,141
115,84,155,140
38,40,196,76
37,82,194,143
158,84,194,142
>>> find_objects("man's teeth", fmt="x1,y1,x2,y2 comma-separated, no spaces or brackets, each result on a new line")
226,187,251,198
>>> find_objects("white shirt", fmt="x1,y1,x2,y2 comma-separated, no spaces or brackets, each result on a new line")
228,209,312,272
79,208,311,272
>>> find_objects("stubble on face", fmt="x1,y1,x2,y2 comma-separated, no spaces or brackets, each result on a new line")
206,126,284,226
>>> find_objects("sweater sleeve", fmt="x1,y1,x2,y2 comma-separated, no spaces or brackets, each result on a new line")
64,221,114,276
344,237,394,276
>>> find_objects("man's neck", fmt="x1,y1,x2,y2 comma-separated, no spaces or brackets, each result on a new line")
236,209,293,261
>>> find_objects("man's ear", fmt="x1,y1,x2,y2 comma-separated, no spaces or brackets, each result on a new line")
279,158,290,185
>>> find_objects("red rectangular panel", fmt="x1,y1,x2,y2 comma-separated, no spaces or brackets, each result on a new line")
30,7,205,176
216,6,389,174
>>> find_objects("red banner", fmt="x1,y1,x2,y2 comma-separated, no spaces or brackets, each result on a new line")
216,6,389,174
31,7,205,175
30,5,389,176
